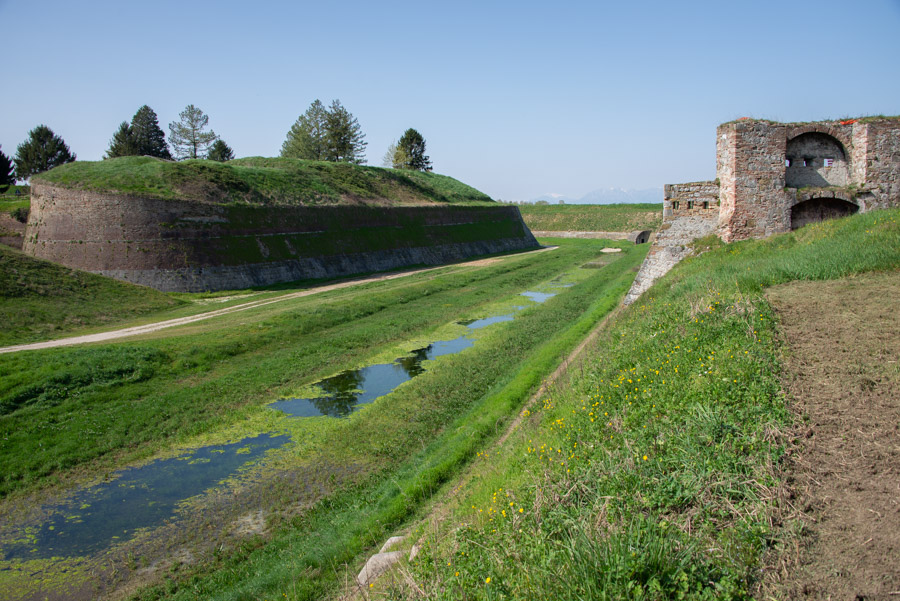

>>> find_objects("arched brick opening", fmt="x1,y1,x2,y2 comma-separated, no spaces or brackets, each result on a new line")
790,197,859,230
629,230,651,244
785,132,850,188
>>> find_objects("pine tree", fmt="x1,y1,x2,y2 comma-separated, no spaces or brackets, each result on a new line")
397,128,431,171
281,99,329,160
168,104,218,160
0,146,14,193
207,139,234,162
105,122,137,159
324,100,367,163
130,105,172,159
13,125,76,180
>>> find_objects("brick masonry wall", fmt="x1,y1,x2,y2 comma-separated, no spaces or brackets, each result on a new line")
859,120,900,208
663,182,719,220
24,185,539,292
623,215,718,305
716,121,789,242
626,117,900,306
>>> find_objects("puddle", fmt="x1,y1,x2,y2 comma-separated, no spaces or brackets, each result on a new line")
270,336,474,417
2,433,290,560
271,288,561,420
458,313,515,329
520,291,557,303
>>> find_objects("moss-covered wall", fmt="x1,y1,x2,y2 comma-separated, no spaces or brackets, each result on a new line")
23,185,538,292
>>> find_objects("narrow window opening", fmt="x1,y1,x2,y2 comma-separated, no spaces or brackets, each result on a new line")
672,201,680,210
687,201,694,210
702,201,709,209
785,158,792,167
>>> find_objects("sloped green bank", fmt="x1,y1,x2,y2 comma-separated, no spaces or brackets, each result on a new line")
393,209,900,600
33,156,494,205
0,246,183,346
519,202,662,232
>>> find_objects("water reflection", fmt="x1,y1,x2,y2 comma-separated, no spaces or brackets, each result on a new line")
270,336,474,417
270,287,560,419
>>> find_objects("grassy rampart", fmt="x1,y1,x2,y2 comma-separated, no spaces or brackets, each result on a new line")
519,202,663,232
32,157,494,205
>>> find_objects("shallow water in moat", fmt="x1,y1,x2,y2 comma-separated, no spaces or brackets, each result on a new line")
2,433,289,559
269,335,475,417
2,287,561,561
270,289,557,418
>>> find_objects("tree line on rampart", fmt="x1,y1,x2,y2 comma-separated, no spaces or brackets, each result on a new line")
1,100,432,189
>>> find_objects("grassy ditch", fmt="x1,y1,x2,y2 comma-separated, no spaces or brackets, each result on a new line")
125,240,644,601
519,203,662,232
381,209,900,600
0,246,184,346
32,157,494,205
0,240,626,500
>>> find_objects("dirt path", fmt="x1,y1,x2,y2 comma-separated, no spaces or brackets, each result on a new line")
767,270,900,600
0,248,555,354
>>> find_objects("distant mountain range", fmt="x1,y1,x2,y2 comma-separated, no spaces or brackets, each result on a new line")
529,187,663,205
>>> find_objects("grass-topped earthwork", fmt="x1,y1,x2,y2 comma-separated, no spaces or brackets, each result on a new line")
0,238,645,601
32,156,495,206
519,202,663,232
377,208,900,600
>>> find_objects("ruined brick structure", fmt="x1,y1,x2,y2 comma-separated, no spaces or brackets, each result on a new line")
626,117,900,304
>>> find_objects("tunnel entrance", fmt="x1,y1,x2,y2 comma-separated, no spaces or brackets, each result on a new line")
790,198,859,230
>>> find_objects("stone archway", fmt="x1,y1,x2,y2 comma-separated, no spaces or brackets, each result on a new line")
785,132,850,188
790,197,859,230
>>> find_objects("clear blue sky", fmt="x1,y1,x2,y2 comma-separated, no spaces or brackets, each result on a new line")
2,0,899,202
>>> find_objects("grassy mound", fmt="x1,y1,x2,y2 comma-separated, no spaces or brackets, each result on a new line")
32,157,494,206
0,246,183,346
519,202,663,232
389,209,900,600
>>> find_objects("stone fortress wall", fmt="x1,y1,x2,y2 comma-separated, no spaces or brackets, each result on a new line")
626,117,900,304
24,184,539,292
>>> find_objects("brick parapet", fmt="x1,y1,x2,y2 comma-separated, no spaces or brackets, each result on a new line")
23,184,539,292
663,181,719,220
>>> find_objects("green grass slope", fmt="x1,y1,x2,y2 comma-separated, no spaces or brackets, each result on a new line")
33,157,494,206
519,202,663,232
0,246,183,346
0,185,29,218
391,209,900,600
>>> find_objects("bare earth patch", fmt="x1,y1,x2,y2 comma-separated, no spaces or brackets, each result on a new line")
767,270,900,600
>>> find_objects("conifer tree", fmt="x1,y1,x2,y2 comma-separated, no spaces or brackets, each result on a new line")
130,105,172,159
105,122,138,159
397,128,431,171
324,99,367,164
0,146,14,193
13,125,76,180
281,99,329,160
207,139,234,162
168,104,218,160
